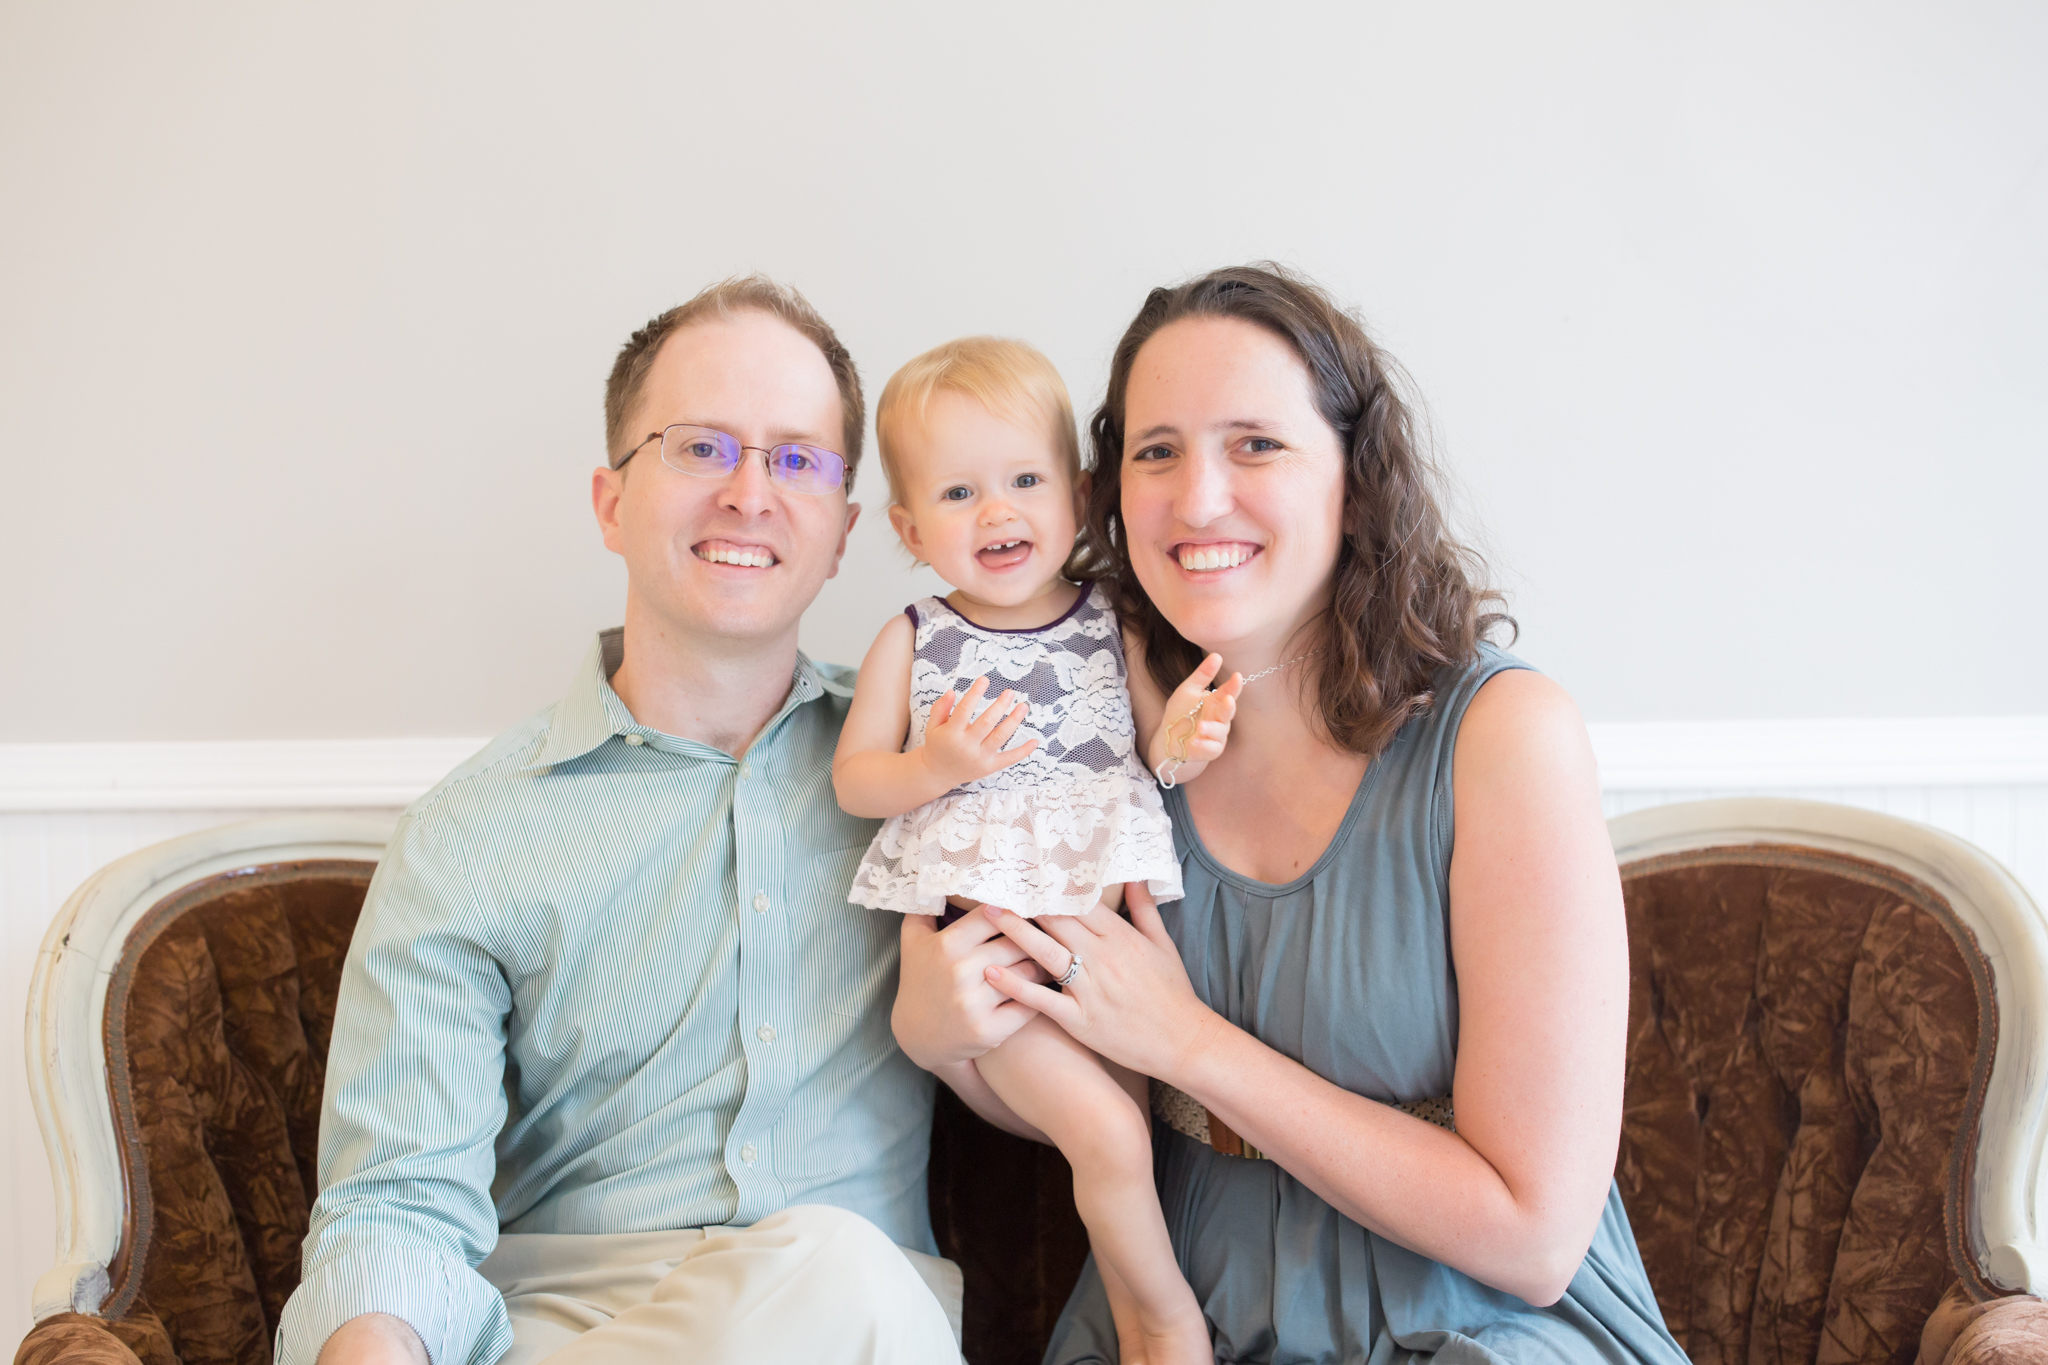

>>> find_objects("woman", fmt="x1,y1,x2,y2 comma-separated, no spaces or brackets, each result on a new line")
894,265,1685,1363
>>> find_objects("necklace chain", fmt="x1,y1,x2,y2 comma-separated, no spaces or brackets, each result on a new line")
1234,651,1314,688
1156,648,1317,789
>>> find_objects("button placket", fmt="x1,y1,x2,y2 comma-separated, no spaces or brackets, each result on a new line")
726,747,791,1220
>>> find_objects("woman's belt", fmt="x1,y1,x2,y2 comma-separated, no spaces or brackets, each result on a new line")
1150,1078,1455,1161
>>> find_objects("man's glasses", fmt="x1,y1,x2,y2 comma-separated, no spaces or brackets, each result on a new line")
615,424,846,495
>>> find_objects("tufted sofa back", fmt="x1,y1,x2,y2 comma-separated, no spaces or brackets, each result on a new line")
17,842,2016,1365
1616,846,1993,1364
89,863,371,1365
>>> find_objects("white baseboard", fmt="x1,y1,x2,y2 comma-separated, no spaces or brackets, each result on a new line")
1,718,2042,812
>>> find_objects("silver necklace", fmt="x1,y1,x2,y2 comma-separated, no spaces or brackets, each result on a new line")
1155,648,1317,789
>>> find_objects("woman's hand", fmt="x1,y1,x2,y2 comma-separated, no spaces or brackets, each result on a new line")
979,882,1220,1084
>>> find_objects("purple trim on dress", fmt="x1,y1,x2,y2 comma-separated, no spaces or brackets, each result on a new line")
938,583,1095,635
904,604,920,630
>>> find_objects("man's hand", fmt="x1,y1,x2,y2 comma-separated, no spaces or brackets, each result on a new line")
918,677,1036,789
1148,654,1243,786
893,910,1056,1140
316,1314,427,1365
893,909,1047,1071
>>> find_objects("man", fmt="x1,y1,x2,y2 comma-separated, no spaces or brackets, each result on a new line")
278,277,966,1365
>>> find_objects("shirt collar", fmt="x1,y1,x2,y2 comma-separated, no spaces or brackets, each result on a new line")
526,627,836,770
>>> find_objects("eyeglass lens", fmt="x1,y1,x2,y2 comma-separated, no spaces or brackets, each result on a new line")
660,425,844,494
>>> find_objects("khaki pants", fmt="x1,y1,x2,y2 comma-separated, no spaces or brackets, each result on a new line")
477,1205,964,1365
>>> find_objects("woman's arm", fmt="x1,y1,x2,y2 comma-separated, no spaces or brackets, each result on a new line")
983,669,1626,1305
832,614,1036,818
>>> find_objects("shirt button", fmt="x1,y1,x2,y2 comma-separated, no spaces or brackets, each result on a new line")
757,1024,777,1043
739,1143,758,1164
623,734,645,746
739,762,753,778
752,891,770,914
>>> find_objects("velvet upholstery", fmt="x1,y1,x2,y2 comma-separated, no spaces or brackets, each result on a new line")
16,845,2041,1365
1615,848,2025,1364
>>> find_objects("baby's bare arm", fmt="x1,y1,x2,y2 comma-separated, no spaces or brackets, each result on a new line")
833,615,1038,818
1144,653,1242,786
1124,626,1169,741
833,616,935,816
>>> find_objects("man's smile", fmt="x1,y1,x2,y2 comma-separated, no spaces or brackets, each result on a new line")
694,538,780,568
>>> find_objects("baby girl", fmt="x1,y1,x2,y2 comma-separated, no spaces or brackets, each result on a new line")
833,337,1240,1364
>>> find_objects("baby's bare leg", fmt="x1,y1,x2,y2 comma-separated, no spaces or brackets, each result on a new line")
1097,1251,1155,1365
977,1014,1206,1365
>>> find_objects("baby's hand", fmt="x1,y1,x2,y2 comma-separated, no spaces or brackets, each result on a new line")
1150,653,1244,787
920,677,1038,788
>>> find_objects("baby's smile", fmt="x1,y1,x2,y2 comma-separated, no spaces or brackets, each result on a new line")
976,538,1033,571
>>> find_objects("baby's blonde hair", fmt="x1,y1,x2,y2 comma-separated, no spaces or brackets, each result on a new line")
874,337,1081,507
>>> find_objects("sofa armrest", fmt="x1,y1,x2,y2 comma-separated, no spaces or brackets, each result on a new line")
1944,1297,2048,1364
1921,1281,2048,1364
14,1314,145,1365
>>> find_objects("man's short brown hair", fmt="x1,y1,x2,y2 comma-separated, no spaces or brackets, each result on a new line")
603,275,865,485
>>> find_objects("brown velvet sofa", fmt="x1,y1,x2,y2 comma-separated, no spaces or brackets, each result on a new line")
18,803,2048,1365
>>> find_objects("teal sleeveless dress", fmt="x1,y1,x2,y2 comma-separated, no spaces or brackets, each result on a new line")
1044,645,1687,1364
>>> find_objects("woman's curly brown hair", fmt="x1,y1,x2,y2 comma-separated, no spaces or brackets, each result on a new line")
1078,263,1514,759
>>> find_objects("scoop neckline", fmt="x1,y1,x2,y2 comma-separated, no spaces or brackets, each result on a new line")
1165,755,1385,897
935,582,1092,635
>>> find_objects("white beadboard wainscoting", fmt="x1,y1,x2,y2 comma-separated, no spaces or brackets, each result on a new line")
3,719,2045,1346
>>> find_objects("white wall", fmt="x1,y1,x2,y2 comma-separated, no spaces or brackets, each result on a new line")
3,2,2043,743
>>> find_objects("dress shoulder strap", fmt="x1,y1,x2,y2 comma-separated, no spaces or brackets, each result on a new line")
904,596,951,634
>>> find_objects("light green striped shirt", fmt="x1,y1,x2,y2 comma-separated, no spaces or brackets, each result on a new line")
277,631,928,1365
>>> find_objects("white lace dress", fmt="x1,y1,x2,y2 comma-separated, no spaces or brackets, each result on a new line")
848,584,1184,918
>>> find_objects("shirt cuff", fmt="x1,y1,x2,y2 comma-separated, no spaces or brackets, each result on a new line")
276,1243,513,1365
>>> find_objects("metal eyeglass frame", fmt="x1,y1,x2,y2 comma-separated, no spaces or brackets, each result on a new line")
613,423,847,494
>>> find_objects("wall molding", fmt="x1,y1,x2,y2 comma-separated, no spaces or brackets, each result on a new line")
1589,716,2048,790
0,717,2042,812
0,739,488,812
